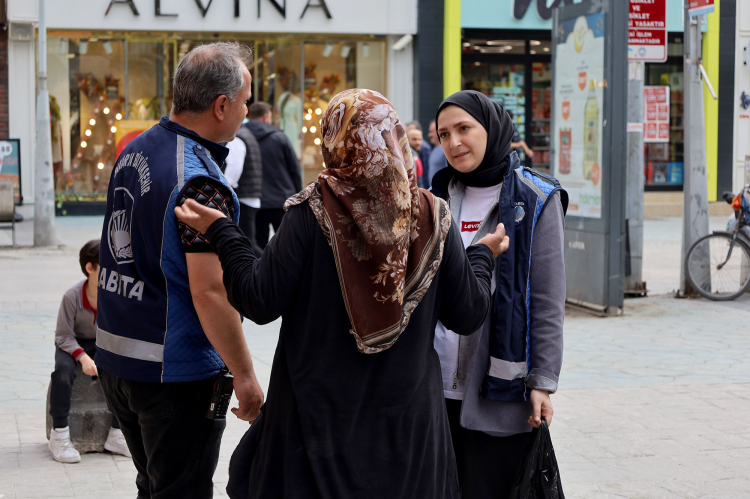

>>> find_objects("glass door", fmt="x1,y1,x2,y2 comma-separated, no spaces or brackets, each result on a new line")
531,62,552,173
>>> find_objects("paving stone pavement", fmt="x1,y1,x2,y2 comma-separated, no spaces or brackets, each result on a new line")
1,214,749,498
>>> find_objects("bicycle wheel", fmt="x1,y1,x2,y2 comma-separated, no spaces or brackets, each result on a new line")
685,233,750,301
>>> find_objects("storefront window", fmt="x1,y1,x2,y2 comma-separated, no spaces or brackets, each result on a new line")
531,62,552,172
48,35,386,210
644,62,684,188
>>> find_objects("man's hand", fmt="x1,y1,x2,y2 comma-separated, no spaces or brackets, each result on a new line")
231,373,265,424
78,353,99,377
528,389,553,428
175,198,226,235
476,223,510,258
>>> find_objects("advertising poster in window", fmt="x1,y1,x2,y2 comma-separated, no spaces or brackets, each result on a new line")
643,85,670,143
0,139,21,203
553,12,605,219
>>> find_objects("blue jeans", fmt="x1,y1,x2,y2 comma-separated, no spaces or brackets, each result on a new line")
99,369,226,499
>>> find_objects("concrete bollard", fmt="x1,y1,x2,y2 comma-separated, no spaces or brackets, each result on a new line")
45,363,113,453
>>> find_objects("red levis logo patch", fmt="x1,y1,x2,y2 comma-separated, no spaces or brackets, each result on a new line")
461,221,482,232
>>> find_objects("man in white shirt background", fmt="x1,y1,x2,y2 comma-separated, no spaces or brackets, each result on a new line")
223,118,264,254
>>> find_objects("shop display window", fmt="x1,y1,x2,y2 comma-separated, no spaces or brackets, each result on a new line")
48,35,385,208
644,62,684,188
531,62,552,172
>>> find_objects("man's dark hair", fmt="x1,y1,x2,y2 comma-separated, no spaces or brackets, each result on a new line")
406,121,422,132
249,102,272,120
79,239,100,277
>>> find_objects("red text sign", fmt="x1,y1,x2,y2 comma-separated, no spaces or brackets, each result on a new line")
628,0,667,62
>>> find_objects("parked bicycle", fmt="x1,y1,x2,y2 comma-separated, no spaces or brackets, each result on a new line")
684,186,750,301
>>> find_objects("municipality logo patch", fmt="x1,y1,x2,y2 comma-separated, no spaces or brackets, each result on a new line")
514,201,526,224
108,187,134,264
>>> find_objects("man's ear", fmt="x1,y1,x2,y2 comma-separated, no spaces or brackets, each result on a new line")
86,262,98,276
213,95,229,122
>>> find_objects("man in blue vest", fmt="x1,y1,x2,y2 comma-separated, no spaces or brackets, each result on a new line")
96,42,263,498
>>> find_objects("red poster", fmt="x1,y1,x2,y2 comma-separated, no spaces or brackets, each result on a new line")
646,105,657,121
658,123,670,140
646,123,657,140
658,105,669,121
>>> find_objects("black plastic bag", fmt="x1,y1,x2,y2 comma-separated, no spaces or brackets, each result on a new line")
510,419,565,499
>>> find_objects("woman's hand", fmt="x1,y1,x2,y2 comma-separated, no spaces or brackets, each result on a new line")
528,389,553,428
175,198,226,235
476,223,510,258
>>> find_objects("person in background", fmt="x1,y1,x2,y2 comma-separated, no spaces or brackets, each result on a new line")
406,120,433,177
432,90,566,498
97,42,264,497
246,102,303,250
48,240,130,463
427,119,448,188
407,128,426,187
507,111,535,161
223,116,263,254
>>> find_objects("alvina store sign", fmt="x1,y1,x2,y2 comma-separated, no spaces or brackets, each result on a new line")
47,0,416,35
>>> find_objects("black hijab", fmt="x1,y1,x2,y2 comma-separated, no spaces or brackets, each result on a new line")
435,90,514,187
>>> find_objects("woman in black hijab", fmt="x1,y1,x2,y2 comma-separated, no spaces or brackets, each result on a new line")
431,90,568,498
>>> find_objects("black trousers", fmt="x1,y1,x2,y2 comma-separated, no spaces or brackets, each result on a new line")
446,398,536,499
238,203,262,255
49,338,119,429
99,370,226,499
254,208,285,251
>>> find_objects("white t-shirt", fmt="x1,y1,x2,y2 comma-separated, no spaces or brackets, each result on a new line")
434,183,501,400
223,137,261,209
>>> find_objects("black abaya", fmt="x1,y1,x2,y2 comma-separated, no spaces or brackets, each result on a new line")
206,202,494,499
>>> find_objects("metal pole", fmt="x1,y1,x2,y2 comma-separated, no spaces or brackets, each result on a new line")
626,61,646,296
679,8,710,295
33,0,57,247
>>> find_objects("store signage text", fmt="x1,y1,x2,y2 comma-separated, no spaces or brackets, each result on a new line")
513,0,575,21
105,0,332,20
628,0,667,62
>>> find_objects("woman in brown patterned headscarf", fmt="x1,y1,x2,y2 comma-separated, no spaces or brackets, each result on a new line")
175,88,507,499
286,88,451,353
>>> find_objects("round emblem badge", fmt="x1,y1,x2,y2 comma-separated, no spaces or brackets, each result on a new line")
514,205,526,224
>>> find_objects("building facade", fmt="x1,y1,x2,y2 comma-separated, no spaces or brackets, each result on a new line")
456,0,738,202
4,0,417,210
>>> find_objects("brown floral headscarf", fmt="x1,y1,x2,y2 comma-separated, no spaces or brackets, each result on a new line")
285,89,451,354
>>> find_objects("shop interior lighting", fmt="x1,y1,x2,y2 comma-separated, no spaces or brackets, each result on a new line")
530,40,541,46
462,42,471,48
530,50,537,55
362,43,370,58
115,113,123,120
543,47,550,52
322,43,334,57
89,118,96,126
310,126,317,133
302,126,308,133
81,141,87,148
79,40,88,55
97,163,105,170
103,41,114,54
85,129,92,137
315,108,322,115
110,126,117,133
305,113,312,120
314,138,321,145
103,107,110,114
340,45,351,58
89,37,98,42
307,108,313,114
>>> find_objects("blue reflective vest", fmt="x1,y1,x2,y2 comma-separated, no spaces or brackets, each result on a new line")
96,117,240,383
432,153,568,403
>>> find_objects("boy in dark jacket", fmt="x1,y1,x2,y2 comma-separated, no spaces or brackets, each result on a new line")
49,240,130,463
246,102,302,250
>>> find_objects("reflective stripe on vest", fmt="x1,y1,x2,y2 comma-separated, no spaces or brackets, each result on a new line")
488,357,528,380
97,327,164,363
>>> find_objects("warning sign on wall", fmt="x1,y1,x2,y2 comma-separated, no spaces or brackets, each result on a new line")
628,0,667,63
